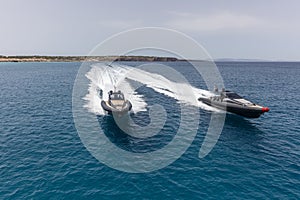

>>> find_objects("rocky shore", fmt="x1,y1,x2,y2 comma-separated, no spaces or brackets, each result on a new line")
0,55,179,62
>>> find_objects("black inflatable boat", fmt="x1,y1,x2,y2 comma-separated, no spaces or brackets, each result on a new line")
101,90,132,115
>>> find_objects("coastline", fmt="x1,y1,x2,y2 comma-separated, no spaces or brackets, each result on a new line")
0,55,179,62
1,56,297,63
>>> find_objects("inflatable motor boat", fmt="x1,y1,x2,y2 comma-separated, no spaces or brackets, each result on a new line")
101,90,132,115
198,89,269,118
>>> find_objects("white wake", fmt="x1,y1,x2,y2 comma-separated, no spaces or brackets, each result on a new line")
83,63,222,115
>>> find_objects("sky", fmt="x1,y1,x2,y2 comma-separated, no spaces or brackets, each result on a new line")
1,0,300,60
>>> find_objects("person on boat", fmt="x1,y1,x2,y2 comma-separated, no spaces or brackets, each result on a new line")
108,91,112,105
220,88,226,101
99,89,103,99
214,85,219,93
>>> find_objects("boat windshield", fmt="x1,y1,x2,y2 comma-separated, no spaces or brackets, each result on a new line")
225,92,242,99
110,93,124,100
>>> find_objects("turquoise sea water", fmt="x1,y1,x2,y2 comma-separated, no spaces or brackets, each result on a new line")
0,62,299,199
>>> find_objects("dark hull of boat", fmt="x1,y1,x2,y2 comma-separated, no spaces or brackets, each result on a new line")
198,97,265,118
101,100,132,115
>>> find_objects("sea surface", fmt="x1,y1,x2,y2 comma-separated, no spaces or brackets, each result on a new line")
0,61,299,199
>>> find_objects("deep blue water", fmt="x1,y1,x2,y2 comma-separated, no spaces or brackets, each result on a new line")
0,62,299,199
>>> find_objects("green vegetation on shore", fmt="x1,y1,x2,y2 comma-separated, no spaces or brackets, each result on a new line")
0,55,179,62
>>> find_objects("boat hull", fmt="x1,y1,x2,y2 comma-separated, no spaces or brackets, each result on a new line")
198,97,265,118
101,100,132,115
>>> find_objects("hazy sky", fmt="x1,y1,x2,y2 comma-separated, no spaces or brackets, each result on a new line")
1,0,300,60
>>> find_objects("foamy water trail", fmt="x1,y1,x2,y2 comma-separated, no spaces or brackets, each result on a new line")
83,63,223,115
